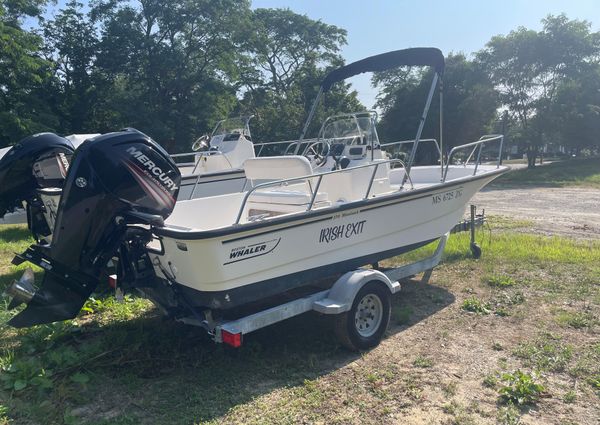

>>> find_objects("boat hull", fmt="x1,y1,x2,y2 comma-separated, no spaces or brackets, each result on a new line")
150,170,502,309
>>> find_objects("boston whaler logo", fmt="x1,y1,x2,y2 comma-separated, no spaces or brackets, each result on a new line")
224,238,281,265
126,147,177,191
319,219,366,244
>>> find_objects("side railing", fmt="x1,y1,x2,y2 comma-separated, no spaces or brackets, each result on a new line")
254,139,315,157
443,134,504,182
380,138,441,159
170,152,198,167
234,159,412,225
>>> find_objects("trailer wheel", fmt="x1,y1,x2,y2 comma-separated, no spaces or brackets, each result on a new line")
334,281,391,351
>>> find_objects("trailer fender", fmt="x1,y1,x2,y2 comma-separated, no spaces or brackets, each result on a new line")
313,269,399,315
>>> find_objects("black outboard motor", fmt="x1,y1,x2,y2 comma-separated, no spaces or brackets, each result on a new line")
0,133,75,238
7,130,180,327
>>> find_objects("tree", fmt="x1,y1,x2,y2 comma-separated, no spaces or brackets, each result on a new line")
42,0,98,133
90,0,250,151
238,8,362,143
0,0,57,146
477,14,600,167
373,53,499,163
547,66,600,155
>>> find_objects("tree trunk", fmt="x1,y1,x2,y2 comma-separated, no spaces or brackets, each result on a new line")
526,146,537,169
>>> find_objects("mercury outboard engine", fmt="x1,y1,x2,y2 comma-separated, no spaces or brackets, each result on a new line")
0,133,75,239
6,130,180,327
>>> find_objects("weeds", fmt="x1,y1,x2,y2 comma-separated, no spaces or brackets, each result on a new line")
461,297,491,314
498,370,545,405
562,390,576,403
554,310,597,329
412,355,433,368
513,333,573,372
485,274,516,288
392,305,412,325
588,374,600,390
496,403,521,425
482,373,497,388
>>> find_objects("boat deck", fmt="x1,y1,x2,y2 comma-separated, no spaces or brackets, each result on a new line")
162,161,506,234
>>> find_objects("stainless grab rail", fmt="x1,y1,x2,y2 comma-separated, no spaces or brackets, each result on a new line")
234,158,412,225
380,138,442,159
443,134,504,181
254,139,319,157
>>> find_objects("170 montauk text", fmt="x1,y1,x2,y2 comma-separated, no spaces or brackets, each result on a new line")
319,220,366,244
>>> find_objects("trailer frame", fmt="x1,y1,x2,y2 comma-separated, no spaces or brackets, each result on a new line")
209,232,449,348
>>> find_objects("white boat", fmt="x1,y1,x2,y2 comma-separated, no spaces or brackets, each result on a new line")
172,113,393,200
5,48,508,346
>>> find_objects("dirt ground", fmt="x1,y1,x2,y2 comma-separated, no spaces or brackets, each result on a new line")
472,186,600,239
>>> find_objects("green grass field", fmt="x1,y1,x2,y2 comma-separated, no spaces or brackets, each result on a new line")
496,157,600,188
0,221,598,424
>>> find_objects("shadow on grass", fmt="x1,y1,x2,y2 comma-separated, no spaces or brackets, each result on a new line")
0,267,39,293
0,225,32,244
1,279,453,424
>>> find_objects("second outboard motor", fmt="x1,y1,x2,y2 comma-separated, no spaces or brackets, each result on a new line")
0,133,75,238
7,130,181,327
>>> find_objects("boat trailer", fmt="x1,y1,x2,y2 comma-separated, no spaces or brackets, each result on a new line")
199,232,450,351
205,204,484,351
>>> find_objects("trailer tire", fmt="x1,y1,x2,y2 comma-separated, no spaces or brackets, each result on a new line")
334,281,391,351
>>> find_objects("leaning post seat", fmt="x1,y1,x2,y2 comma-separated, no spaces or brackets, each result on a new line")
242,156,330,217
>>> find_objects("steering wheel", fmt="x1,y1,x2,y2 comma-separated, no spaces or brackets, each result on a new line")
302,141,330,168
191,134,210,152
283,142,301,156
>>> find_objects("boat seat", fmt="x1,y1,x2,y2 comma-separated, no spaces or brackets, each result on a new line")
250,188,328,206
244,156,329,217
247,183,330,217
243,156,313,181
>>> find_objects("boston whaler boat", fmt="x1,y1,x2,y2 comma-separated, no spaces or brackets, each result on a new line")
0,110,398,236
3,48,508,350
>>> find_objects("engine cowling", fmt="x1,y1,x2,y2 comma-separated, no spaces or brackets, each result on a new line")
0,133,74,221
7,129,181,328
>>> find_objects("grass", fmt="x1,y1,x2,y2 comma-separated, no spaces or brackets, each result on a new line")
393,229,600,266
495,157,600,188
412,355,434,368
484,274,516,288
0,219,599,424
461,297,491,314
513,333,573,372
554,310,598,330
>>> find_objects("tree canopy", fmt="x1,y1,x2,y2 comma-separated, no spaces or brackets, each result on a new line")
0,4,598,167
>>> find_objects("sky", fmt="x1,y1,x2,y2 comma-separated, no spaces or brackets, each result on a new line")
251,0,600,107
45,0,600,108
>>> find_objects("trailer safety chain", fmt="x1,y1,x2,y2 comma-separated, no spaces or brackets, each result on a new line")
152,257,213,333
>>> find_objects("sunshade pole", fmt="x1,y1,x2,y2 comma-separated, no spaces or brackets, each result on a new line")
296,87,324,154
403,72,439,186
439,76,444,182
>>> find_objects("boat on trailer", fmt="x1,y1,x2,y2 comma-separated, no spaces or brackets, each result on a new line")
4,48,508,349
0,110,399,234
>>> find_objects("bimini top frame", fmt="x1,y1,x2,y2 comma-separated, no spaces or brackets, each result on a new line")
297,47,445,181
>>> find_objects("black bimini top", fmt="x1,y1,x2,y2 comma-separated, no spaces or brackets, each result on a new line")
321,47,445,92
